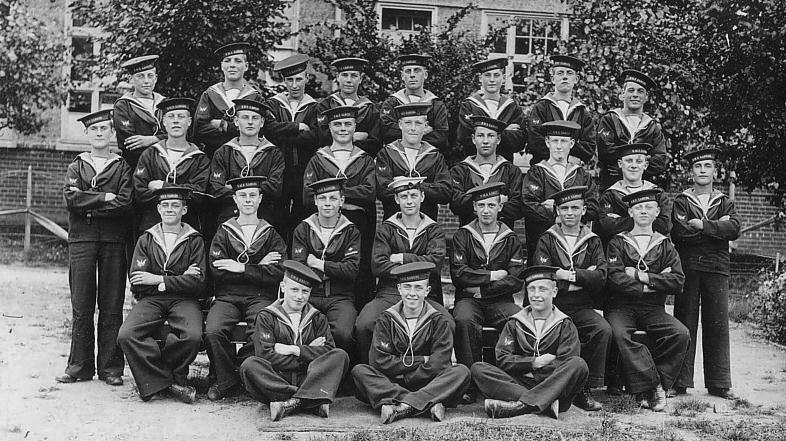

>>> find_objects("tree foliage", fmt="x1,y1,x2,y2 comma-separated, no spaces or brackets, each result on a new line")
0,0,67,135
70,0,290,99
691,0,786,199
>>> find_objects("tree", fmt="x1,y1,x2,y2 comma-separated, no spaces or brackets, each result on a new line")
70,0,290,99
0,0,67,135
300,0,501,163
692,0,786,201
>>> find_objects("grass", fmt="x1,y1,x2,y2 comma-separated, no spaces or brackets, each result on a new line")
671,397,710,417
603,393,645,414
0,235,68,266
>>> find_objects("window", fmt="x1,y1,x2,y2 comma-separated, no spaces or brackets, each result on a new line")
274,0,299,50
381,8,431,32
378,5,436,43
484,13,568,93
67,91,92,113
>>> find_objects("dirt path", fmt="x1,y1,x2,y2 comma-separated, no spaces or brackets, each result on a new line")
1,264,784,441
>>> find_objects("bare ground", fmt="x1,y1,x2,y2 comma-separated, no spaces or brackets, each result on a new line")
1,264,785,441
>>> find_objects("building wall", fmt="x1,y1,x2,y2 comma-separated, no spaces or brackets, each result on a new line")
2,146,784,259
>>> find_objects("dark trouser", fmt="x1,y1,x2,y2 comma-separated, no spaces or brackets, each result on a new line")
562,307,612,388
204,295,273,393
275,164,307,247
471,356,588,412
239,348,349,404
343,208,376,308
117,296,202,398
453,296,521,368
309,296,357,352
524,220,551,267
674,270,732,390
606,305,690,394
355,292,455,364
65,241,127,379
352,364,470,411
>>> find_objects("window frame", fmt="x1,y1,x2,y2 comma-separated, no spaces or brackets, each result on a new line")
481,10,569,93
376,2,438,42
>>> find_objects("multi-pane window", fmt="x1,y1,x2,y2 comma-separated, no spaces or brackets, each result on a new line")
485,13,567,92
381,8,432,32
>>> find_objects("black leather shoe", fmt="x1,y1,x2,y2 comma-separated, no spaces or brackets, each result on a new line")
167,384,196,404
55,374,90,384
573,388,602,411
708,388,738,400
484,399,537,419
207,384,236,401
383,403,416,424
102,375,123,386
270,398,302,421
650,385,667,412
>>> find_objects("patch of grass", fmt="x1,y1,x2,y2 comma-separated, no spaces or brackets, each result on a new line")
671,417,715,435
603,393,645,414
671,397,710,417
0,235,68,266
731,396,752,410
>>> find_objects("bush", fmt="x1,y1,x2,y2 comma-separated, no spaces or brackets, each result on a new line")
749,269,786,345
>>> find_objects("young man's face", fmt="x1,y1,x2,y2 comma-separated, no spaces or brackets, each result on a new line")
221,54,248,82
480,69,504,94
618,154,648,182
394,189,424,216
691,159,716,186
472,126,500,158
399,115,427,145
314,190,343,219
329,118,356,144
546,135,574,162
527,279,557,313
284,73,307,100
620,81,648,112
130,68,157,96
234,110,263,138
233,187,262,216
401,65,427,91
157,199,187,226
556,200,586,228
474,197,502,226
162,110,191,138
85,121,114,149
628,201,660,228
280,277,312,313
337,70,361,96
398,279,430,310
551,67,578,94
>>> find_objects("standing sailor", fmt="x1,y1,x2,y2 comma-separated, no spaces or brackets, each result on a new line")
527,55,595,166
315,57,381,156
113,55,166,168
302,106,376,307
456,57,526,160
193,42,263,158
58,109,133,387
380,54,449,153
450,115,525,229
672,148,740,399
209,98,284,226
133,98,209,233
264,54,319,242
